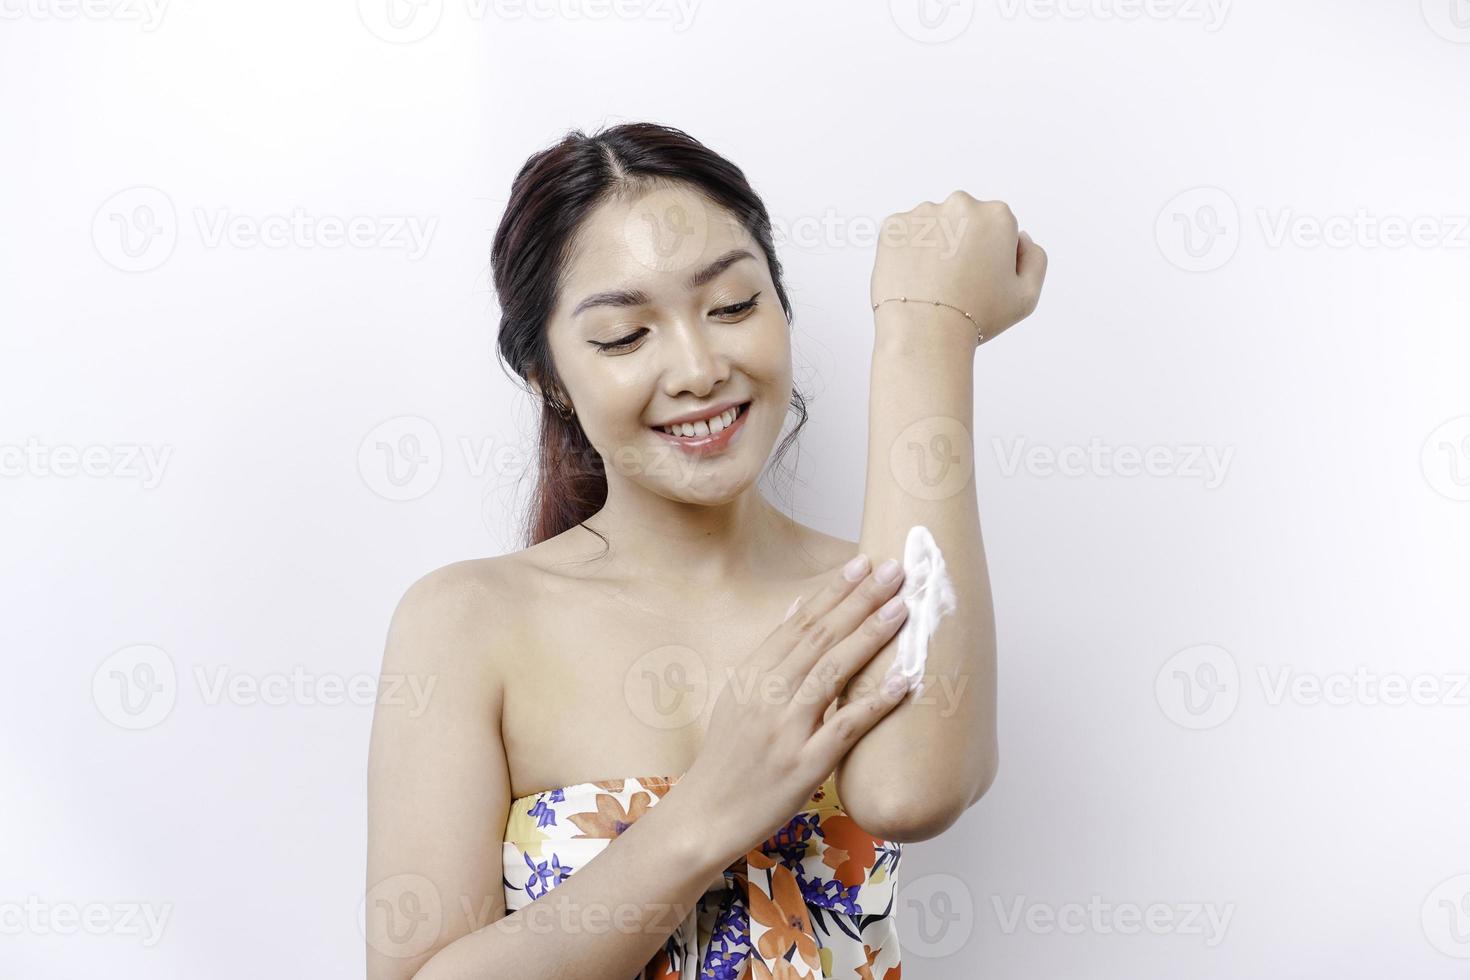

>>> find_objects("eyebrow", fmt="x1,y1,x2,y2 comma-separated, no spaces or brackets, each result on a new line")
570,248,756,318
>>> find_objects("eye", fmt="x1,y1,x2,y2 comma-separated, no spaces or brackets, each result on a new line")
586,291,761,355
589,328,647,354
712,291,761,320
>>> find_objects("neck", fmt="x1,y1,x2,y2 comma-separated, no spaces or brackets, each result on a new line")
582,474,793,588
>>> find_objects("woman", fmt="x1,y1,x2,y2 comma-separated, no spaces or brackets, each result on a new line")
366,122,1047,979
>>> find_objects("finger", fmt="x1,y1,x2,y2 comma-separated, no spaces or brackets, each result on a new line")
1017,230,1048,293
786,587,910,724
782,595,804,623
777,558,905,685
982,199,1019,240
752,556,869,671
802,661,911,766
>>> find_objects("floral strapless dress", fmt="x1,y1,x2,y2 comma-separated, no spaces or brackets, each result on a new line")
502,772,903,979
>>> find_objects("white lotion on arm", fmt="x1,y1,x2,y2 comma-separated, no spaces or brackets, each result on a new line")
889,524,958,699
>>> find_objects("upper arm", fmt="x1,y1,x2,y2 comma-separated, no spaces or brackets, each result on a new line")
366,561,514,980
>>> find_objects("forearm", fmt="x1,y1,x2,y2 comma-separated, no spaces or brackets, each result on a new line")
835,310,1000,841
412,789,733,980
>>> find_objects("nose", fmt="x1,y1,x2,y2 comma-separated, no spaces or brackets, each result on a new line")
660,315,729,398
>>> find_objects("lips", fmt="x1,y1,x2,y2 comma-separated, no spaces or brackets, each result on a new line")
651,400,752,457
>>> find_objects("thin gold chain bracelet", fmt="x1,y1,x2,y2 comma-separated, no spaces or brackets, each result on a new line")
871,296,984,346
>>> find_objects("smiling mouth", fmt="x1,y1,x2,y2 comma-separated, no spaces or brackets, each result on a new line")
651,400,752,439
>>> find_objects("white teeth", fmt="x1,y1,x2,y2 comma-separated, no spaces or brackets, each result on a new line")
661,404,742,437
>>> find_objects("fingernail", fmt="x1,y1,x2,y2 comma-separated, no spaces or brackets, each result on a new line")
883,671,908,696
875,558,901,585
843,554,870,582
878,595,906,621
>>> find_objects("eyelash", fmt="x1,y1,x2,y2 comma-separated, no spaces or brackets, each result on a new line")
591,292,762,353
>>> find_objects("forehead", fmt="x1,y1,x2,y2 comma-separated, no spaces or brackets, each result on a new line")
559,183,756,298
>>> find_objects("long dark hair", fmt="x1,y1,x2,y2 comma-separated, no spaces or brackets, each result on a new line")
491,121,809,550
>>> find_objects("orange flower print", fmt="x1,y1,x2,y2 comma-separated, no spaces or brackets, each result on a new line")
747,848,778,871
817,814,879,887
853,943,900,980
747,956,814,980
635,776,676,800
567,791,653,838
645,944,680,980
748,865,821,975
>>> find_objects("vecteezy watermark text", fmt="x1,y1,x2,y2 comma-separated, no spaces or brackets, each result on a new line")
996,0,1230,31
93,187,438,272
992,436,1235,488
1,439,172,489
0,0,168,29
0,897,172,947
92,644,438,730
992,894,1234,946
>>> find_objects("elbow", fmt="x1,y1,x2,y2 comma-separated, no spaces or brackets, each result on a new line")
893,758,1000,843
968,753,999,807
860,765,997,844
841,748,1000,844
869,802,965,843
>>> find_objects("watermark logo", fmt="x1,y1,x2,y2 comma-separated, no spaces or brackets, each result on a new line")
1423,874,1470,957
620,642,972,731
898,873,975,957
1157,647,1469,729
621,184,712,275
92,644,178,730
1155,643,1239,730
1158,187,1470,271
360,873,443,958
92,186,178,273
1421,415,1470,502
1422,0,1470,43
889,0,975,42
356,416,742,509
357,0,444,43
891,416,975,502
623,645,710,730
1156,186,1240,272
359,416,444,502
92,188,438,271
92,644,437,730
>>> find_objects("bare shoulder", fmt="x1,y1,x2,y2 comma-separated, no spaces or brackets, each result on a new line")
787,522,861,577
381,555,528,692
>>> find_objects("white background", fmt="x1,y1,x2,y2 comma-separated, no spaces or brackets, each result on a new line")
4,0,1470,977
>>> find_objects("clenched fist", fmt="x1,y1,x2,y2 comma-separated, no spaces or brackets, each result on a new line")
870,190,1048,345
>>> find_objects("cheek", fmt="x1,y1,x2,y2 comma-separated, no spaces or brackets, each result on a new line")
589,376,653,432
736,314,793,380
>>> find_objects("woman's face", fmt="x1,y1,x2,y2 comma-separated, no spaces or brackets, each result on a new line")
543,183,793,505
